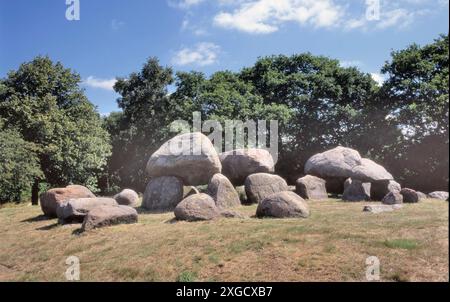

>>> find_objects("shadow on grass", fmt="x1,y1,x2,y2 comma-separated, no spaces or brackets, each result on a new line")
72,228,84,236
164,217,178,224
21,215,52,223
35,223,59,231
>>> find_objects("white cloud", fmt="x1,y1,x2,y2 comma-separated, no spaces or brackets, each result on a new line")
345,0,434,31
181,18,209,36
100,112,112,118
170,0,206,9
213,0,344,34
371,73,386,86
83,76,117,91
170,0,444,34
172,42,221,66
376,8,415,29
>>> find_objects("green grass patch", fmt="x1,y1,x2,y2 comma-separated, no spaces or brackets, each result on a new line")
383,239,420,250
177,271,197,282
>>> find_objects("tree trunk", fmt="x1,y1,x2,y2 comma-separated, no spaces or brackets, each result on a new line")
31,179,39,205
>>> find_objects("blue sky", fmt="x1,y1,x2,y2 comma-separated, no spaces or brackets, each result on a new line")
0,0,448,115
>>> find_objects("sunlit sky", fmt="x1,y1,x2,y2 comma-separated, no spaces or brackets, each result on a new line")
1,0,448,115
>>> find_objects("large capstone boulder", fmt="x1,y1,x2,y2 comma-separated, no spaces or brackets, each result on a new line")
400,188,419,203
40,185,95,218
351,158,393,182
114,189,139,207
146,132,222,186
382,191,403,205
82,205,138,232
174,193,221,222
142,176,184,212
305,147,362,179
207,174,241,208
371,180,401,201
363,204,403,214
295,175,328,200
428,191,449,200
305,147,363,194
244,173,289,204
256,191,310,219
342,179,371,202
56,198,118,224
219,149,275,185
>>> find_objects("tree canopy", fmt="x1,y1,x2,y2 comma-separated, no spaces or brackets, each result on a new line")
0,56,111,203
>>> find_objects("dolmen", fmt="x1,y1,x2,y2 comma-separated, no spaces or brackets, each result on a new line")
304,146,402,202
39,185,139,232
144,132,312,221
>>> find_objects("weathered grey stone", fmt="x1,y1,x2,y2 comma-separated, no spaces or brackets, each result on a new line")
40,185,95,218
351,158,393,182
146,132,222,186
114,189,139,207
56,197,118,223
219,149,274,185
363,204,403,214
295,175,328,200
342,179,371,202
417,191,427,201
382,191,403,205
256,191,310,219
305,147,362,179
82,205,138,231
174,193,221,222
400,188,419,203
371,180,401,201
428,191,449,201
142,176,184,212
207,173,241,208
244,173,289,204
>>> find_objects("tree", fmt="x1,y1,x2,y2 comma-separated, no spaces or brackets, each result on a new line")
0,121,43,203
110,58,175,191
377,34,449,190
240,54,378,182
0,56,111,204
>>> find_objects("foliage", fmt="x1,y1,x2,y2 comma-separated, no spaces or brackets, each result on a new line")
0,56,111,200
377,34,449,190
0,124,43,203
239,53,379,181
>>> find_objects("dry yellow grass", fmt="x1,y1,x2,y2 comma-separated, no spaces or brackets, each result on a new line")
0,199,448,282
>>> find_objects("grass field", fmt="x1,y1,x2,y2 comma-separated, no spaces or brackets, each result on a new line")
0,198,448,282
